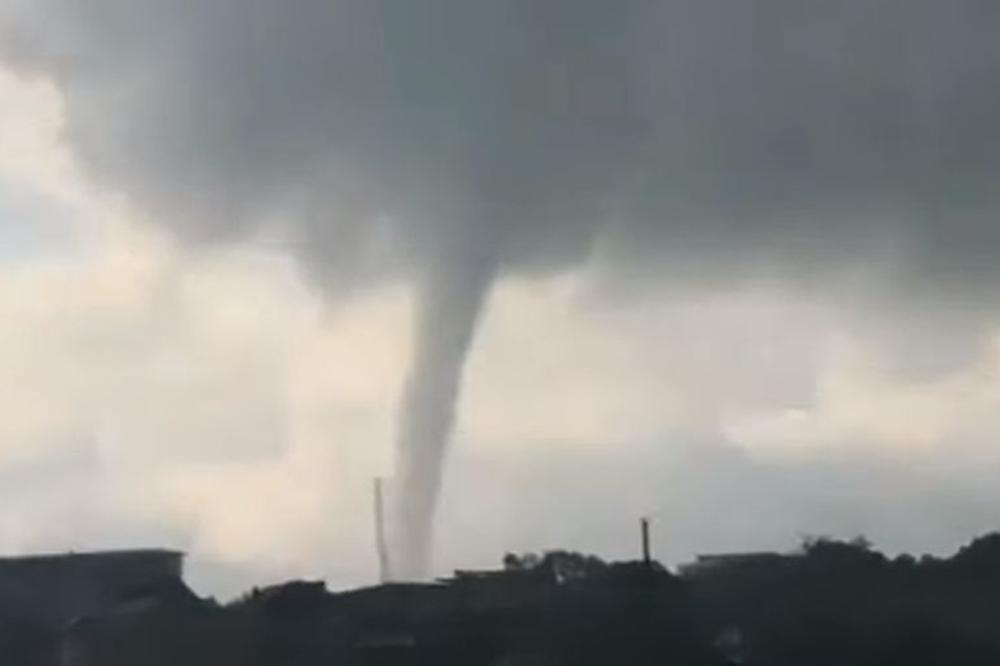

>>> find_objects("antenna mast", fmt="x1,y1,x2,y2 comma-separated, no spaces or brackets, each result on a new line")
641,517,652,567
374,477,391,583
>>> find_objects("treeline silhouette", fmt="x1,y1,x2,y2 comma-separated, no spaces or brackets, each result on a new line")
685,533,1000,665
503,535,1000,665
3,533,1000,664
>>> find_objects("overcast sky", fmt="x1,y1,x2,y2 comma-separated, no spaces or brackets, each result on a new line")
2,2,1000,597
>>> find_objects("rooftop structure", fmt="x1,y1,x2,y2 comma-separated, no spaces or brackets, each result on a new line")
0,549,186,626
678,552,787,577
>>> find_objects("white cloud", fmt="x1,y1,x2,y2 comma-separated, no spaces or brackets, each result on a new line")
0,64,408,590
724,334,1000,462
3,62,1000,598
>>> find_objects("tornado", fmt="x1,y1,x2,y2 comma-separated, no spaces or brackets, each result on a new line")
391,231,498,580
8,0,1000,581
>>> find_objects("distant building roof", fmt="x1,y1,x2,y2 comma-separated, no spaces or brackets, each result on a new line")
0,549,189,627
693,552,783,563
0,549,183,565
679,552,787,576
447,568,553,583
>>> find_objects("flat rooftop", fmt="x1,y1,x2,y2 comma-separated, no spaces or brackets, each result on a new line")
0,549,184,564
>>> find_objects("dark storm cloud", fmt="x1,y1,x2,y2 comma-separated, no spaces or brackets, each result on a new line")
6,0,1000,578
2,0,999,289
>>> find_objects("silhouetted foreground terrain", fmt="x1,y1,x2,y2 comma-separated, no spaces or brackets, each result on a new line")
3,535,1000,665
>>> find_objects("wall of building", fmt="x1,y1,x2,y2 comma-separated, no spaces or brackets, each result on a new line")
0,550,185,626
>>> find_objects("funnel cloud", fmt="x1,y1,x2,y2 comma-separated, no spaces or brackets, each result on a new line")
394,240,497,578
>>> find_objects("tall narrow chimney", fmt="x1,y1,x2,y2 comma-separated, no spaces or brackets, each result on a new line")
641,517,652,567
374,478,391,583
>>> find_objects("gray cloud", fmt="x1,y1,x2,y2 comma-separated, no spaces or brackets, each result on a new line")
2,1,999,289
437,431,1000,575
5,0,1000,578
